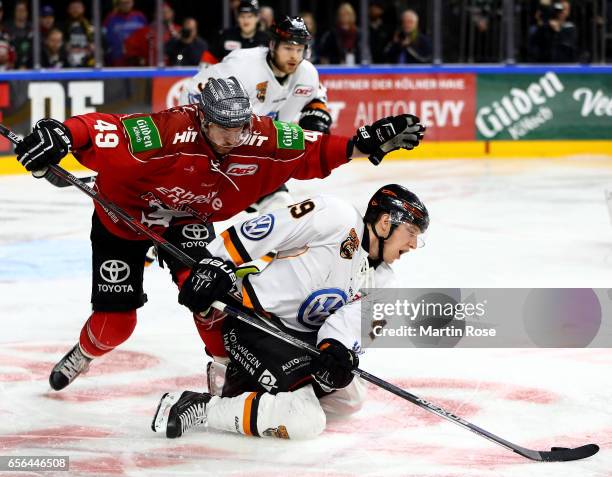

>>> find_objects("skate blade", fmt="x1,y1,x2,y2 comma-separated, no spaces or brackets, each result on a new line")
151,392,180,433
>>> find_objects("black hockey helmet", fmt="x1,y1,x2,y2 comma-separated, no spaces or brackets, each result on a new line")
365,184,429,233
238,0,259,15
270,16,312,45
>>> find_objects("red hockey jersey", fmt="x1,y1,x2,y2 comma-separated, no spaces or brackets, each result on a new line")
64,105,351,239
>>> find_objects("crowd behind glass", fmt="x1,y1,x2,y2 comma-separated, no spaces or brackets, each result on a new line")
0,0,608,70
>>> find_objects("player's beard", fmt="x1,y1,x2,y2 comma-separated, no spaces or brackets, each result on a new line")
277,58,299,75
270,49,301,76
202,120,252,156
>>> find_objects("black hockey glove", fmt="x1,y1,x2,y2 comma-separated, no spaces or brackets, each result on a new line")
353,114,425,166
310,338,359,392
178,257,237,314
15,118,72,173
298,101,332,134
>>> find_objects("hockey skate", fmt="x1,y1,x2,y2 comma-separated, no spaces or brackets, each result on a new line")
152,391,212,438
49,344,92,391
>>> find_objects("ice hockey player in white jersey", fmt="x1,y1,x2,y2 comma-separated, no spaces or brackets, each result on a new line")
181,16,332,213
183,16,330,131
152,184,429,440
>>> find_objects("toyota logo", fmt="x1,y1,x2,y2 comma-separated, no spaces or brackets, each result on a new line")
100,260,131,283
182,223,210,241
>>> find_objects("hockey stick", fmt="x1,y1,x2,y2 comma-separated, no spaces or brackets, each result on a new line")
41,171,96,188
211,301,598,462
0,123,197,268
3,126,96,187
0,124,599,462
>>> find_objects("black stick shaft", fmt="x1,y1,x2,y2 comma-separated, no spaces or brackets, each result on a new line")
212,301,514,452
0,123,195,269
48,163,197,268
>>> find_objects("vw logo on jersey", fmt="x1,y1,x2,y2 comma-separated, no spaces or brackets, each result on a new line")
182,223,210,241
100,260,131,284
297,288,348,330
241,214,275,241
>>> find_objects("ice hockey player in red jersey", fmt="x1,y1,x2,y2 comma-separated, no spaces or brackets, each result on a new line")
15,76,425,391
151,185,429,440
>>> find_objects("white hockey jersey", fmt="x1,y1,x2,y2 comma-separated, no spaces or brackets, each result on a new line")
206,195,396,353
181,47,327,123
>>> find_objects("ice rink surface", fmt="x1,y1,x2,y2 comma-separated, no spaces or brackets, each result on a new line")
1,157,611,476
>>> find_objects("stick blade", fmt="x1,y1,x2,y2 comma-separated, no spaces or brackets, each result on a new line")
541,444,600,462
516,444,599,462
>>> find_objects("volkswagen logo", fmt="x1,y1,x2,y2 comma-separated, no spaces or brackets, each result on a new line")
297,288,348,330
100,260,131,284
241,214,274,241
182,223,210,241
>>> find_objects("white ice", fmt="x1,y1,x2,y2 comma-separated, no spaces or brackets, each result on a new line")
1,157,611,476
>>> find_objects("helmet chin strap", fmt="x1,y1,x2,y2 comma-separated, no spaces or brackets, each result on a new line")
370,222,397,263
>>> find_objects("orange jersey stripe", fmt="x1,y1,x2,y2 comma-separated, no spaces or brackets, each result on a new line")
221,230,245,266
242,285,254,309
242,392,257,436
261,253,274,263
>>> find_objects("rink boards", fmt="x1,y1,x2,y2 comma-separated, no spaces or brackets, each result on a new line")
0,65,611,174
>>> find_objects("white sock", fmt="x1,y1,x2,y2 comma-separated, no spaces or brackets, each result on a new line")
206,385,326,439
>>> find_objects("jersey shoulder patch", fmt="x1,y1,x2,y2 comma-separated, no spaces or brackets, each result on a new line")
121,115,162,153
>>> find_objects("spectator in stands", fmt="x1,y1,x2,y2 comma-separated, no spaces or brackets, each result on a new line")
300,11,320,64
214,0,269,60
385,9,432,64
528,0,577,62
41,28,67,68
259,5,274,31
607,1,612,62
368,0,389,63
7,0,32,68
125,1,180,66
0,2,12,43
103,0,147,66
0,1,13,70
559,0,572,24
0,39,15,70
230,0,241,23
318,2,361,65
63,0,94,67
39,6,55,39
165,17,209,66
